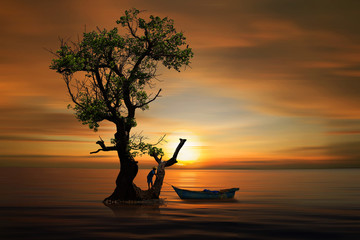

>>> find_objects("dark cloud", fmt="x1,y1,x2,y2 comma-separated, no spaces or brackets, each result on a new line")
327,141,360,159
241,0,360,37
326,119,360,129
272,141,360,168
0,103,80,135
190,38,360,118
327,131,360,135
0,135,92,143
0,154,117,168
208,158,360,169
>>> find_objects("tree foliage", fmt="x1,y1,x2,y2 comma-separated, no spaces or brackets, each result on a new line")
50,8,193,157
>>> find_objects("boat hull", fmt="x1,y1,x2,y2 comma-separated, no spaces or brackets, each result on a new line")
172,186,239,200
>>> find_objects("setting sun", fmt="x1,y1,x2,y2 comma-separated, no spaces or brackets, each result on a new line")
164,130,202,166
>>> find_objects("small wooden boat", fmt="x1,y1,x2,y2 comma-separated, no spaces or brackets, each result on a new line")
172,185,239,200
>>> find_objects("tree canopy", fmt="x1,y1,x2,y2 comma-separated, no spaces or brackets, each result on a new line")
50,8,193,157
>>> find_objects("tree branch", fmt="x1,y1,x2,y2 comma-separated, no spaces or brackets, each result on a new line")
129,45,152,82
127,20,142,41
63,75,85,109
121,77,136,121
151,154,162,164
165,138,187,167
90,137,117,154
136,88,162,108
94,69,118,118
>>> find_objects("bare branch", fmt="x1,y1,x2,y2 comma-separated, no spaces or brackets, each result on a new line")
43,47,58,57
127,20,142,41
90,137,117,154
165,138,186,167
94,69,117,117
136,88,162,108
153,134,166,146
152,154,161,164
63,75,85,109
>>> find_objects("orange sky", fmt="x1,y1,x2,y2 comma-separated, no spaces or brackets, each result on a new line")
0,0,360,169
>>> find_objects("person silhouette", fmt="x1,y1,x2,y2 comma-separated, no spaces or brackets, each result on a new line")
147,167,157,189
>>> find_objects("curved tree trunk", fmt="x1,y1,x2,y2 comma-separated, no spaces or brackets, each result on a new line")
104,155,139,201
104,139,186,203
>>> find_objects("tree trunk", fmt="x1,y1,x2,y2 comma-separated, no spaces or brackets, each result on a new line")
104,153,139,201
104,139,186,203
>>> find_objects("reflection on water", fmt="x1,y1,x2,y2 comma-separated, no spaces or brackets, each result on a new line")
1,168,360,239
105,202,162,218
175,170,198,187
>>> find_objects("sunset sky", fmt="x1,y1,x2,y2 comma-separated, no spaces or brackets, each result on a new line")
1,0,360,169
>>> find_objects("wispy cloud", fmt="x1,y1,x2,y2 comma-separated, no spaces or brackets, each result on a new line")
327,131,360,135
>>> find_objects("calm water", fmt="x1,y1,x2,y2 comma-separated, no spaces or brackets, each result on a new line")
0,168,359,239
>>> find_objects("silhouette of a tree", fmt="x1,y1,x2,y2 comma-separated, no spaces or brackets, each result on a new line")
50,8,193,201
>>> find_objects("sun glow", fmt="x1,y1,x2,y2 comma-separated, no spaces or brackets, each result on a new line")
165,130,202,166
